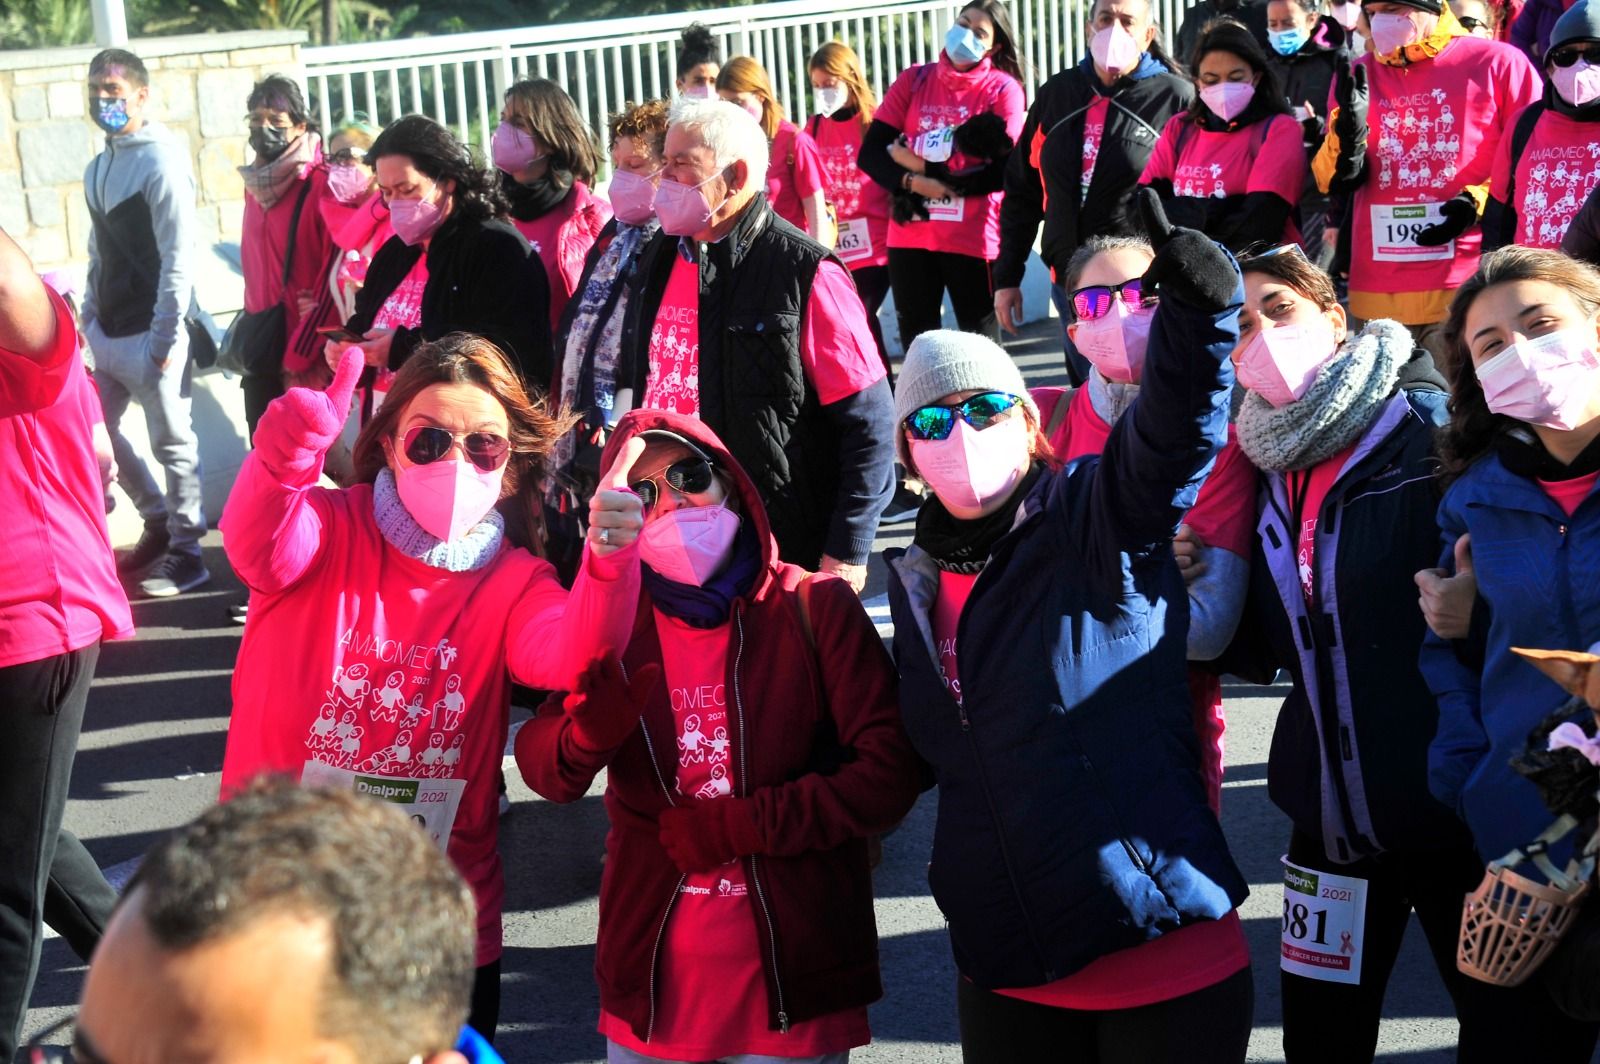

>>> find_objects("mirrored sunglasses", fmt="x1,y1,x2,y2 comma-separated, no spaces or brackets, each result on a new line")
904,391,1023,442
630,456,716,511
1070,279,1154,321
400,426,511,473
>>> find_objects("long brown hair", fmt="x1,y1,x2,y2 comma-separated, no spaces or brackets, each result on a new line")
716,56,784,141
1439,246,1600,480
352,333,577,550
502,78,600,186
962,0,1026,84
809,41,877,130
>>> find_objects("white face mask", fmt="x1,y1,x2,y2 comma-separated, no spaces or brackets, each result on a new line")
814,84,850,118
682,83,717,101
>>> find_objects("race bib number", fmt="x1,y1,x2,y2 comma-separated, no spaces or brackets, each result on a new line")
926,191,966,223
917,126,955,164
835,217,874,264
1280,857,1368,984
301,761,465,854
1371,202,1453,262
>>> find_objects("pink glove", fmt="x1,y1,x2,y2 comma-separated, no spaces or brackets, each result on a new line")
253,344,362,483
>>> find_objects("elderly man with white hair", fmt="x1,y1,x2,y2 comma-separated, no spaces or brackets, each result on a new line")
616,98,893,591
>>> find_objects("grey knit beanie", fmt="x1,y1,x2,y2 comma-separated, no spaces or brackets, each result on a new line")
894,329,1038,468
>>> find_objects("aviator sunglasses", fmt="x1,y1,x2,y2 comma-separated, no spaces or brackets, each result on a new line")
1069,278,1156,321
903,391,1024,441
630,456,717,511
400,426,511,472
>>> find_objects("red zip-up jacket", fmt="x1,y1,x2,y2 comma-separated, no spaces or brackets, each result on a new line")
515,408,924,1041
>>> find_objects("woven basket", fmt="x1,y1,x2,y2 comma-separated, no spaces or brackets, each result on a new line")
1458,862,1591,986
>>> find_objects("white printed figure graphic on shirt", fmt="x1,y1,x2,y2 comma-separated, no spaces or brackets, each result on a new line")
309,703,339,749
417,732,448,770
696,763,733,799
372,671,409,722
437,637,459,669
332,724,365,767
330,663,372,707
678,713,709,765
440,734,465,774
818,142,868,219
1299,518,1316,601
707,726,730,762
433,674,466,731
400,693,430,729
360,729,416,774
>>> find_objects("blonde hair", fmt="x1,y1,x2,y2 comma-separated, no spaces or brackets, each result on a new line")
716,56,783,141
808,41,877,130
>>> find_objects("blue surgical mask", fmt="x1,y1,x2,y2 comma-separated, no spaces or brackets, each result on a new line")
92,97,130,135
1268,26,1309,54
945,23,988,65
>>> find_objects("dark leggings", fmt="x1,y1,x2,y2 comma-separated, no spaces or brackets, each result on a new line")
468,958,501,1042
887,247,999,351
850,264,892,377
241,372,285,445
1282,828,1599,1063
957,965,1253,1064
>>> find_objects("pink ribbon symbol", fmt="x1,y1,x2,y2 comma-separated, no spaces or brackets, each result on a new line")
1340,931,1354,955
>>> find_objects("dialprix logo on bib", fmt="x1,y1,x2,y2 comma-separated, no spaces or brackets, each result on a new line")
354,776,420,803
1389,204,1429,220
1283,864,1318,896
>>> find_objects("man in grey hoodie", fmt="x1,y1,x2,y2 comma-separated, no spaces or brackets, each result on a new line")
83,48,209,598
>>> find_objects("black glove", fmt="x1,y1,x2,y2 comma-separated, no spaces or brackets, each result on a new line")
1414,191,1480,247
892,188,930,224
1331,60,1368,186
1137,186,1240,313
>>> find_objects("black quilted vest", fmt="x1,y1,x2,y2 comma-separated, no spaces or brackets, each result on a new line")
625,198,844,567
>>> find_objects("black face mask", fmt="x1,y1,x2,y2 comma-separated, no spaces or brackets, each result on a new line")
250,125,291,161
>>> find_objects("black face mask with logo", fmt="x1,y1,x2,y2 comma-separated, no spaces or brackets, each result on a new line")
249,125,291,162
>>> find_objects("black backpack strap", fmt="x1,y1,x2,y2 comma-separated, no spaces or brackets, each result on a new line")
1506,102,1546,208
280,177,314,288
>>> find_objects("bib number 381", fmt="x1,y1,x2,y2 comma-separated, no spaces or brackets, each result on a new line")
1280,856,1368,984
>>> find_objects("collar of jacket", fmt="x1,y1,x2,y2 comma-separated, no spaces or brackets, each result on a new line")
1377,4,1467,66
683,194,774,271
1076,49,1173,93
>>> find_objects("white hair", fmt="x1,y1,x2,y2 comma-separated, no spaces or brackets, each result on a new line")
667,97,770,191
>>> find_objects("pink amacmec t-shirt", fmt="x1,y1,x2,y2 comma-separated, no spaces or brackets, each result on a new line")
1,289,133,669
811,112,891,270
874,54,1026,260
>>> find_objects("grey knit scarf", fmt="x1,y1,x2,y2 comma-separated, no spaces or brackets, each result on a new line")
1235,319,1412,473
372,468,505,572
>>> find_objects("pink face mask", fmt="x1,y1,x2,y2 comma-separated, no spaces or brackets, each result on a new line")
1476,327,1600,430
1090,23,1142,77
608,167,660,226
909,414,1031,517
395,457,505,542
656,173,724,236
736,98,765,122
1330,1,1362,30
1369,11,1422,54
638,504,741,586
1553,59,1600,109
1235,317,1340,407
1199,80,1256,122
491,121,543,174
1073,301,1155,384
326,164,372,206
389,194,446,246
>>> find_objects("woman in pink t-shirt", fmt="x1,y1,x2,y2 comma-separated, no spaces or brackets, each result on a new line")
516,409,921,1063
219,335,643,1041
809,42,893,371
857,0,1027,348
494,79,613,335
1140,18,1307,251
715,57,831,241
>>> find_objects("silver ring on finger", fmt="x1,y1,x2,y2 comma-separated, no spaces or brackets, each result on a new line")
599,527,611,545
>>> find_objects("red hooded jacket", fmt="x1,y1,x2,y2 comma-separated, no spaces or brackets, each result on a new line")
515,408,923,1041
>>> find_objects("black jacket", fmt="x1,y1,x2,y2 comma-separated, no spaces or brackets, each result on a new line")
1266,17,1347,219
347,213,553,386
1176,0,1270,65
1228,383,1472,862
620,198,894,568
995,56,1192,288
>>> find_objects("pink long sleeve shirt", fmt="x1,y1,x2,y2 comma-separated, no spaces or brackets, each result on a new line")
219,445,638,965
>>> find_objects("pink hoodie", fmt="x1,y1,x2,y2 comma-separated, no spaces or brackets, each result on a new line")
219,386,639,965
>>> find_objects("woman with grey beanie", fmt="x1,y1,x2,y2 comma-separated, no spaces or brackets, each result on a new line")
883,191,1253,1062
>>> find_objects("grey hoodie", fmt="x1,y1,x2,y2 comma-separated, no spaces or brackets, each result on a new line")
82,119,197,363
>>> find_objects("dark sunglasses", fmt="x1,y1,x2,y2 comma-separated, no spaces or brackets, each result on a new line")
1458,14,1485,30
1551,44,1600,66
1070,278,1155,321
630,456,716,511
400,426,511,473
904,392,1023,441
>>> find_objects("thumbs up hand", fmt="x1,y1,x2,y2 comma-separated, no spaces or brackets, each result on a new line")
1414,533,1476,640
253,344,363,483
588,434,646,557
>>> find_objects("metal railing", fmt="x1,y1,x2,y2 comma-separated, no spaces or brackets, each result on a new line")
302,0,1192,179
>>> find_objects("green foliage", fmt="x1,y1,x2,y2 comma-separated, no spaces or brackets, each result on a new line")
0,0,93,49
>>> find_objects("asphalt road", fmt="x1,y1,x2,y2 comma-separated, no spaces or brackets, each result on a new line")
22,320,1488,1062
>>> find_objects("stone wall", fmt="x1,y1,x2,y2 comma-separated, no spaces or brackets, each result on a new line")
0,29,307,309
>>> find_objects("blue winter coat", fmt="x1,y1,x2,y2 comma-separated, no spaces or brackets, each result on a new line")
885,279,1250,991
1421,450,1600,865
